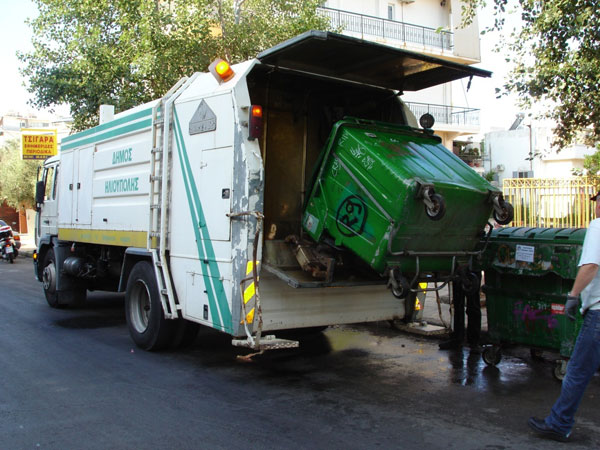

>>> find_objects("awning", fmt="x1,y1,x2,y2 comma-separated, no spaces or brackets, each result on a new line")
257,31,491,92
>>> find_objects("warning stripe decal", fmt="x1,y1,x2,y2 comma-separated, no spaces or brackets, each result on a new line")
242,261,259,324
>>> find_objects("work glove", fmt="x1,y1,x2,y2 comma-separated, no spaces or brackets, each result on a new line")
565,295,579,322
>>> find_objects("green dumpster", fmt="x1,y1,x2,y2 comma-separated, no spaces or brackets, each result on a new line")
481,226,585,377
302,117,510,294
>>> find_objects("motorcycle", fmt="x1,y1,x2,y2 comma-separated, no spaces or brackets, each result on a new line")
0,224,17,263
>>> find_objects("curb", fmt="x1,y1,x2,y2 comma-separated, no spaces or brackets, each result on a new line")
18,248,34,258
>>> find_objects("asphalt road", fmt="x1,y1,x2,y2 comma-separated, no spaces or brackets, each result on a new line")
1,256,599,449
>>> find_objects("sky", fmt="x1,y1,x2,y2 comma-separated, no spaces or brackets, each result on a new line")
0,0,521,130
470,7,523,133
0,0,42,115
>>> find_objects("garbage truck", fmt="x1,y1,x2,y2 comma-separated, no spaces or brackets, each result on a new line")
33,31,512,351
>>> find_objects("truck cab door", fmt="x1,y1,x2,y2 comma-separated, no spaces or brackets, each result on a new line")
38,162,59,240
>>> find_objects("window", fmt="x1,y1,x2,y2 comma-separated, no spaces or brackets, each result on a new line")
387,4,395,20
512,171,534,178
52,167,59,200
44,167,55,201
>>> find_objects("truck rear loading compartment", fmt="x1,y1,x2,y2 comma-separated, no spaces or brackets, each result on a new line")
257,30,491,92
248,33,497,291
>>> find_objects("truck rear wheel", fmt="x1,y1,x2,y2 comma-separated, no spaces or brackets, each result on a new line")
125,261,174,351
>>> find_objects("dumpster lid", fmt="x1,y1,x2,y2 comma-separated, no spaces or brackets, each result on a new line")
257,31,491,92
492,227,586,244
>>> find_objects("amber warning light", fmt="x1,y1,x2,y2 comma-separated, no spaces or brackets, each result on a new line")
209,58,235,83
248,105,263,140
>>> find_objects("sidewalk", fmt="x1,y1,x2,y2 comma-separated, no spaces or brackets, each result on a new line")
16,234,36,258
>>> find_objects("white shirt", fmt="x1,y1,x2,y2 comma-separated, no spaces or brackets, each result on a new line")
578,218,600,312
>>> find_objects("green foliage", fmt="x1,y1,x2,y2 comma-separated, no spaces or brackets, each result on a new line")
463,1,600,149
20,0,329,131
0,140,40,209
483,170,496,182
580,144,600,176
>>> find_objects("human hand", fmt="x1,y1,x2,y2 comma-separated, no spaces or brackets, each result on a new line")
565,295,579,321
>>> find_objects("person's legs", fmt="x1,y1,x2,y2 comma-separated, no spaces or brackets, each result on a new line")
545,310,600,435
452,280,466,342
466,272,482,346
440,281,465,349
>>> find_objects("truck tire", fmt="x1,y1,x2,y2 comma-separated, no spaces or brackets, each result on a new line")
41,248,86,308
125,261,174,351
42,248,64,309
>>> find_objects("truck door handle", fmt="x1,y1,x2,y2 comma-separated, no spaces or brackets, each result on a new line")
69,183,73,190
77,182,81,189
43,220,50,224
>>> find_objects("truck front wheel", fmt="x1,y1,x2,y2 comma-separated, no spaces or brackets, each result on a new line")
125,261,174,351
42,248,64,308
41,248,86,308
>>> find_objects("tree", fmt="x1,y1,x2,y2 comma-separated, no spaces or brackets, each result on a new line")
571,144,600,176
462,1,600,149
20,0,329,131
0,139,40,209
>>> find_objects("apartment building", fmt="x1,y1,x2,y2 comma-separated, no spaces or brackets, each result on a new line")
319,0,483,151
0,111,72,146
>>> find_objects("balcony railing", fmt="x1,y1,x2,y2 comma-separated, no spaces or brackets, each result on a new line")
318,7,453,51
405,102,480,127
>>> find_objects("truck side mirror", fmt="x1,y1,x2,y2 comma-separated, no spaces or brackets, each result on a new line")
35,180,45,210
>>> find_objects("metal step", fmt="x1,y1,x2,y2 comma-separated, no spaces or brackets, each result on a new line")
231,335,299,351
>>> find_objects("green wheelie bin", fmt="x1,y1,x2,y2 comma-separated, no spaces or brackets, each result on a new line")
481,226,585,380
302,117,512,297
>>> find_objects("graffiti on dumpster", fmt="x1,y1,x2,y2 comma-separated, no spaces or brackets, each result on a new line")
336,195,367,237
513,301,559,330
497,244,513,264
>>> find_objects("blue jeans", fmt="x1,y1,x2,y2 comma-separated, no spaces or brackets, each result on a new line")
546,309,600,435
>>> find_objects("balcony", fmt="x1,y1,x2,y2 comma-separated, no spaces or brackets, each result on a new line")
405,102,481,127
317,7,453,51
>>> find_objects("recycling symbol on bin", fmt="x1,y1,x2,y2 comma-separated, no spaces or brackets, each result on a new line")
336,195,367,237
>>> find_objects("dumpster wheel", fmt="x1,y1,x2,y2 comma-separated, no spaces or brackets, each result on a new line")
424,193,446,221
553,360,567,382
388,269,410,299
492,198,514,225
482,345,502,366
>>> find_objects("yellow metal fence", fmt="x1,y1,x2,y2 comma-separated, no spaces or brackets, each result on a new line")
502,177,600,228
